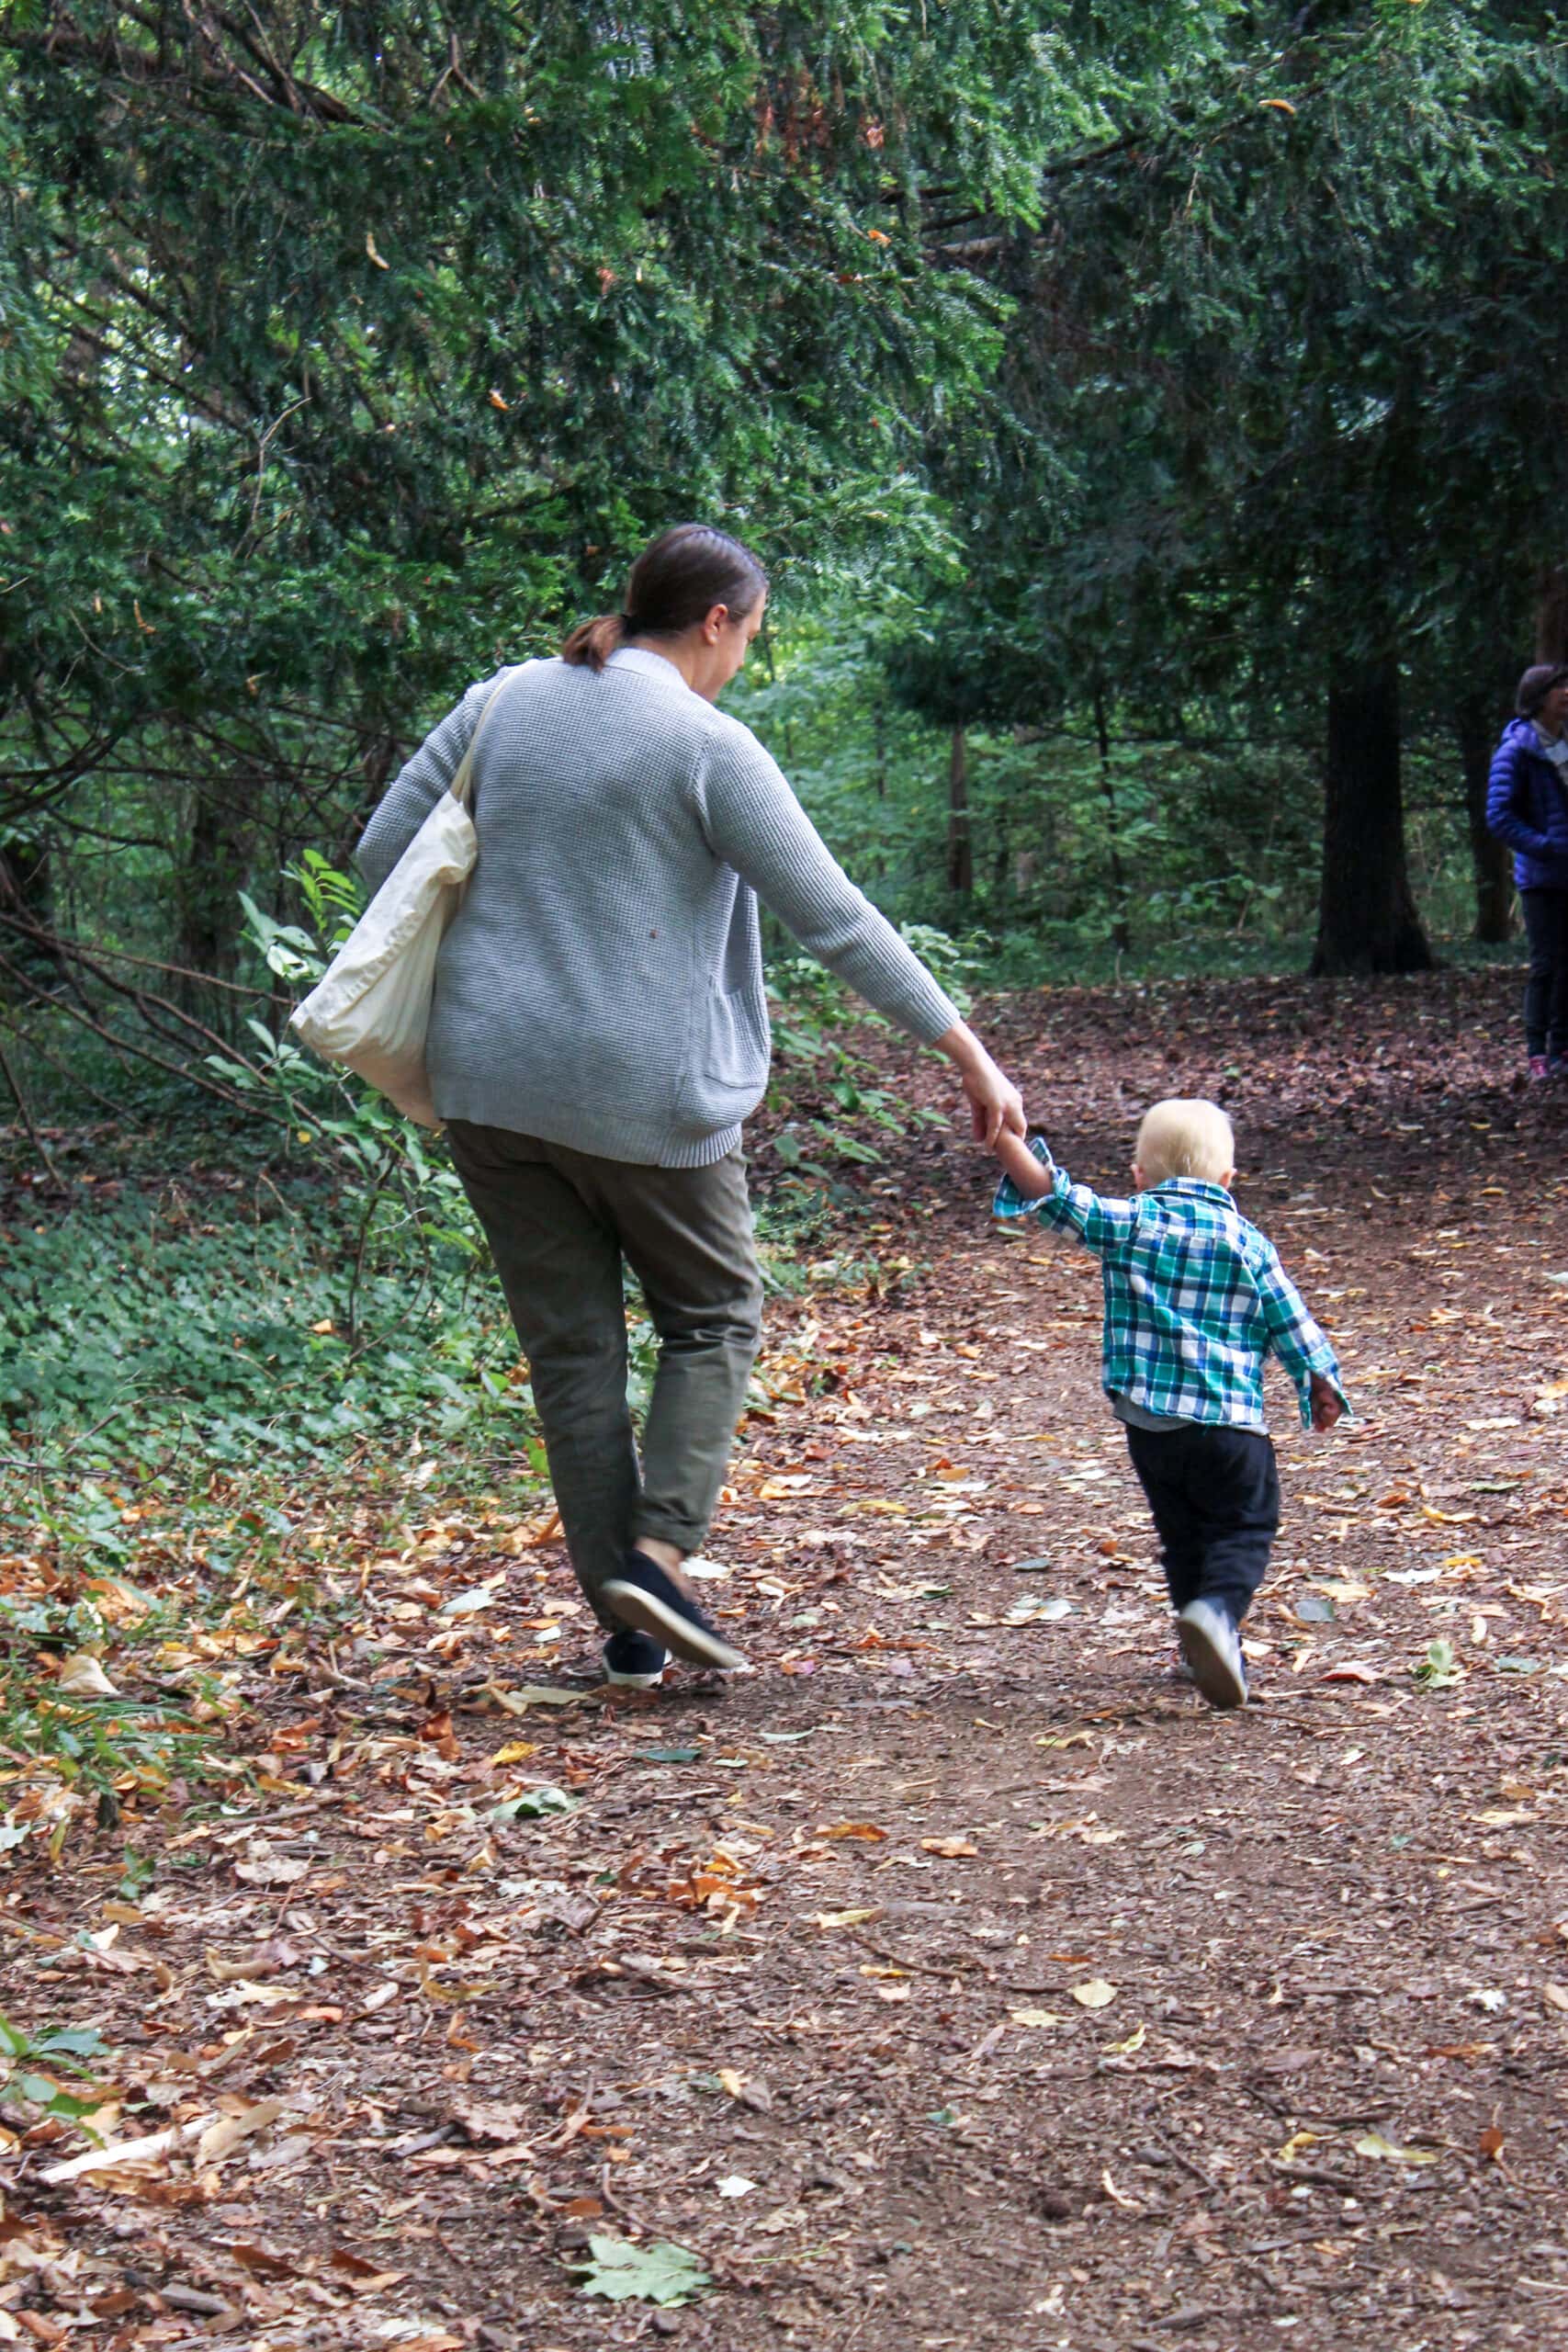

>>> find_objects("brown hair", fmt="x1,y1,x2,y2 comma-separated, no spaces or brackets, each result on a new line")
560,523,768,672
1517,662,1568,717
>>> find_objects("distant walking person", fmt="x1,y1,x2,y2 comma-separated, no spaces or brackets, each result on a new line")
1487,663,1568,1081
357,524,1025,1687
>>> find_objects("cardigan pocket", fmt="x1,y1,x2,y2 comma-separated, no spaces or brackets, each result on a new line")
671,980,771,1131
704,982,769,1086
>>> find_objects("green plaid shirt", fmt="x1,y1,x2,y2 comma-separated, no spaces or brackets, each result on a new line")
993,1137,1348,1430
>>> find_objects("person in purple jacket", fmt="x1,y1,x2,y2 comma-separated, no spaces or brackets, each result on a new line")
1488,663,1568,1081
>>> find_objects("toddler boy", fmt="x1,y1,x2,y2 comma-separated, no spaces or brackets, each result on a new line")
992,1100,1348,1710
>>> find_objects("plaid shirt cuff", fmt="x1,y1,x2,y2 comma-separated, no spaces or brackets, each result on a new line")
992,1136,1055,1219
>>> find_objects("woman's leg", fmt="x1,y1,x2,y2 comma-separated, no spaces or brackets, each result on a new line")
1548,890,1568,1061
1520,889,1556,1058
591,1148,764,1564
446,1121,638,1629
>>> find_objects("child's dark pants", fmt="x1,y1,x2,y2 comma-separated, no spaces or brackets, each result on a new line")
1124,1422,1280,1623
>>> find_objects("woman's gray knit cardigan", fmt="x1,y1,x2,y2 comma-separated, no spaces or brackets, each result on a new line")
356,647,959,1167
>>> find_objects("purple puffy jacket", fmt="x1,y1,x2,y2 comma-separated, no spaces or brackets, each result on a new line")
1486,718,1568,892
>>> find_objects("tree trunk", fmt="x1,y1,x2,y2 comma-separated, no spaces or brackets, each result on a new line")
172,770,257,1036
1091,683,1130,954
946,723,972,898
1454,691,1513,944
1535,566,1568,663
0,837,66,990
1310,660,1432,976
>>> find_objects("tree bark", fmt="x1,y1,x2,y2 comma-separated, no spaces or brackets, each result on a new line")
946,723,973,898
1454,691,1513,944
1091,683,1130,954
1535,566,1568,663
1310,660,1433,976
172,769,259,1035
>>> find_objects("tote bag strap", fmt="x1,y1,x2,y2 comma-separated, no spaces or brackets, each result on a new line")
447,665,521,813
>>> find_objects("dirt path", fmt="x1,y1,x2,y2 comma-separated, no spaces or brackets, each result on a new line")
6,972,1568,2351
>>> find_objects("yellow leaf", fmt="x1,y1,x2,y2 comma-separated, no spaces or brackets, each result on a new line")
1106,2022,1147,2056
1070,1979,1117,2010
1353,2132,1440,2165
716,2067,747,2098
814,1907,882,1929
919,1836,977,1859
492,1742,539,1765
366,230,389,268
1259,96,1297,114
1277,2130,1322,2161
1009,2007,1065,2029
818,1822,887,1842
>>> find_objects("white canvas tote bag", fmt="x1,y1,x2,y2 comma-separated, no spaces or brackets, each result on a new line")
289,670,515,1127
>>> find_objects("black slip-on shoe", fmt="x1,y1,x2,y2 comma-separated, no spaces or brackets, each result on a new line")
602,1627,671,1688
1176,1599,1247,1711
601,1554,749,1672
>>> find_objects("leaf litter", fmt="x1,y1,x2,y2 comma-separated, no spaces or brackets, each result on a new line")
5,969,1568,2346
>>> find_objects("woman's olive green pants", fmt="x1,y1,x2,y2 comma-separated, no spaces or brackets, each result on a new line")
446,1122,763,1630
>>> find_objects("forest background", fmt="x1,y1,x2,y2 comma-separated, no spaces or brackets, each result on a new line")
3,0,1568,1818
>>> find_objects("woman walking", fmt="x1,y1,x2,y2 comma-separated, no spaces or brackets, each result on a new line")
358,525,1025,1685
1487,662,1568,1080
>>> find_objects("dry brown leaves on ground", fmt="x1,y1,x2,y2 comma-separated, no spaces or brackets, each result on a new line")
3,968,1568,2352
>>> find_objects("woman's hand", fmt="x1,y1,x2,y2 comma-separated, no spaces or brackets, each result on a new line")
931,1022,1026,1146
963,1059,1026,1148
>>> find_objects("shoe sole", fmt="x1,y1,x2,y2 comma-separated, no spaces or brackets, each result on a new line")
1177,1614,1247,1711
601,1578,749,1673
604,1663,669,1689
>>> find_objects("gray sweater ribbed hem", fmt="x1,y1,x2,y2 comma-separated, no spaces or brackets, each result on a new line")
434,1084,742,1170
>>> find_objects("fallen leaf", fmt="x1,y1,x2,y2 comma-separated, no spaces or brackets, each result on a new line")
1071,1980,1117,2010
573,2235,709,2306
716,2175,755,2198
1353,2132,1440,2165
919,1836,978,1859
1009,2007,1066,2028
818,1822,887,1842
197,2097,284,2166
482,1682,584,1713
56,1653,118,1698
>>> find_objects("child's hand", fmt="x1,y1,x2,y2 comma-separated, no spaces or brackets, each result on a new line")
1309,1372,1344,1432
993,1126,1054,1200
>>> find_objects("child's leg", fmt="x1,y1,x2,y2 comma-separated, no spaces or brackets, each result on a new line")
1181,1430,1280,1624
1123,1428,1207,1611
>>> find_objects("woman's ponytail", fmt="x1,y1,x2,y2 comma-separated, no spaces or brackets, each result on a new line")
559,526,767,673
559,612,627,672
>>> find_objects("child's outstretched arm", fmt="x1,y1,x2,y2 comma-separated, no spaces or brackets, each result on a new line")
991,1130,1138,1258
1254,1243,1350,1429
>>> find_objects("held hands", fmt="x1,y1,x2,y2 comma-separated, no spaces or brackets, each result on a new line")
931,1021,1026,1148
992,1124,1054,1201
964,1058,1027,1148
1309,1372,1345,1433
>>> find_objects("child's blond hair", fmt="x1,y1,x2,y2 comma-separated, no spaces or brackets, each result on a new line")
1134,1098,1235,1185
